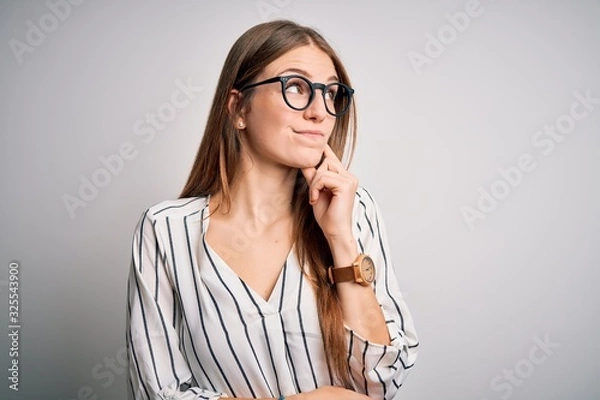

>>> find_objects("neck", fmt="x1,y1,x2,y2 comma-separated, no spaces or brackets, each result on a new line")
212,158,297,225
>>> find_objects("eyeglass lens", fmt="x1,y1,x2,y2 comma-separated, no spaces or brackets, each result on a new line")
282,76,350,116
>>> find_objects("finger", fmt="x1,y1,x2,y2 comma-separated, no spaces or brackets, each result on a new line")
304,171,337,204
314,151,326,169
309,171,352,197
300,167,320,204
306,161,356,204
317,152,344,175
315,157,339,175
323,143,337,159
322,144,347,173
310,155,340,201
300,166,317,183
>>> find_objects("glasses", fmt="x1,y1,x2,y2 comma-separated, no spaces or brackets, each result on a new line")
239,75,354,117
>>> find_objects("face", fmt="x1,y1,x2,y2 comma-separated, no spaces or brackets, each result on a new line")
238,45,338,170
362,257,375,283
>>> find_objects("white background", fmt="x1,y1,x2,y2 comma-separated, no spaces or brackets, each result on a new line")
1,0,599,399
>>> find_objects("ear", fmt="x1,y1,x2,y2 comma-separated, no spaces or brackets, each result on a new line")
227,89,246,122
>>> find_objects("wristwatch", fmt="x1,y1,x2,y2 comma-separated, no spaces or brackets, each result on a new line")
328,254,375,286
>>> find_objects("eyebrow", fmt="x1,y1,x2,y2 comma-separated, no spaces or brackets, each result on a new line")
278,67,339,83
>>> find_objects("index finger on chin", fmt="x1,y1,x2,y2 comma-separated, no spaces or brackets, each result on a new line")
323,143,337,159
300,167,316,183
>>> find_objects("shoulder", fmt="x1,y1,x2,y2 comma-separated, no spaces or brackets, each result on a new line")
353,186,380,218
355,186,377,206
131,197,208,253
352,186,385,231
352,186,392,249
142,197,209,225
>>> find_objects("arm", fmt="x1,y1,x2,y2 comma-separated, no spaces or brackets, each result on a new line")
301,145,419,399
126,209,225,400
343,188,419,399
327,221,389,345
302,146,389,345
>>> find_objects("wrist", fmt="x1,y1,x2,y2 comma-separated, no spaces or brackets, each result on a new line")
327,234,358,267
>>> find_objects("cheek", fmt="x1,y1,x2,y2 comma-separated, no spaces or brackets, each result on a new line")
248,96,293,130
323,121,337,140
248,114,293,139
328,119,337,133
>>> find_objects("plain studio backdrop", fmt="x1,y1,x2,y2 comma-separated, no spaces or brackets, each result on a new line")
1,1,599,399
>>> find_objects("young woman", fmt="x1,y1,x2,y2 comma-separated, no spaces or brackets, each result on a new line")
126,20,418,400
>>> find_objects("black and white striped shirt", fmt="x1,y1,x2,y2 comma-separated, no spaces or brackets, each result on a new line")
126,187,418,400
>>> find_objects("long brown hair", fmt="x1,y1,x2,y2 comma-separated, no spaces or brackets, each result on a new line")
180,20,357,388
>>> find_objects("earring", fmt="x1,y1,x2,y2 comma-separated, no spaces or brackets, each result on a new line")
238,121,245,129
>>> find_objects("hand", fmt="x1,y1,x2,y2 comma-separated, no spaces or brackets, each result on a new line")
300,144,358,240
287,386,371,400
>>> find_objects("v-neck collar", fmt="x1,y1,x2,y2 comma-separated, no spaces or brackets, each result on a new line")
199,195,295,310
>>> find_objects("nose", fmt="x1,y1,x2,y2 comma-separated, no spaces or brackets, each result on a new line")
303,88,329,121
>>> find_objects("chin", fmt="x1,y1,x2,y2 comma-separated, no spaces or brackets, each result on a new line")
296,153,323,169
280,146,326,169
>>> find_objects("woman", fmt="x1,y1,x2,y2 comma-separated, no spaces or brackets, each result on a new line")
126,20,418,400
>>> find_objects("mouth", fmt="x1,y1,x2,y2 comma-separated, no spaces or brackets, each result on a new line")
293,129,325,138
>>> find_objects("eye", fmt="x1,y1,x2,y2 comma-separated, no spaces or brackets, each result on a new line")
324,86,337,100
285,83,301,94
284,77,309,95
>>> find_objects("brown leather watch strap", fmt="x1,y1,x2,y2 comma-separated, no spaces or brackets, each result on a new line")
328,266,355,284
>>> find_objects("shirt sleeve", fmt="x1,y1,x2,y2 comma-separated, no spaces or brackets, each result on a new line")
345,187,419,400
126,209,225,400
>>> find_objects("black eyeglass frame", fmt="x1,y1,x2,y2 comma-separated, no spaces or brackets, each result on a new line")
239,75,355,117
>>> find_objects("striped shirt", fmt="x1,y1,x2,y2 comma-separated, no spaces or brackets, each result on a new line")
126,187,418,400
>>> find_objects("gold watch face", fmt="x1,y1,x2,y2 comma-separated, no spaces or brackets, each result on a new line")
360,256,375,283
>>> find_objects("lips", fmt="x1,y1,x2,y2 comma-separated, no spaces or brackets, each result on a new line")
294,129,324,137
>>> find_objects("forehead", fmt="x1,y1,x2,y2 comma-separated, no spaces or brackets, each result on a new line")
262,44,337,79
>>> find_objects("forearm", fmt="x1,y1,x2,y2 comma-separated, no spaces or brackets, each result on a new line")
327,235,390,345
223,397,280,400
226,396,301,400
